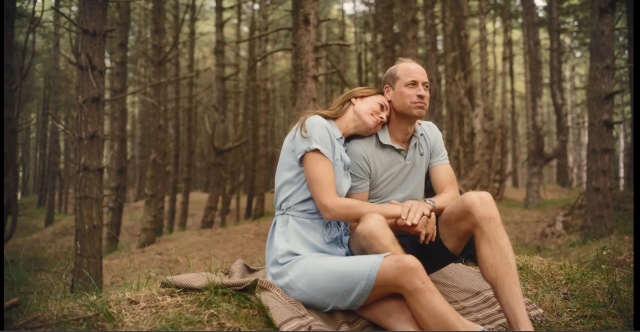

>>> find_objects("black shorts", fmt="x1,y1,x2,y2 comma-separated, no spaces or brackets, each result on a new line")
395,218,475,275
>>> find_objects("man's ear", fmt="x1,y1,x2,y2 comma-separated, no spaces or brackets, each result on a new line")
383,85,392,100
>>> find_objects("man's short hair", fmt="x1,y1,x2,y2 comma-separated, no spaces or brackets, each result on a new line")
381,58,420,90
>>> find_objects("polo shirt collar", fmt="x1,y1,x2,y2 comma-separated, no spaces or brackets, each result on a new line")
377,123,421,149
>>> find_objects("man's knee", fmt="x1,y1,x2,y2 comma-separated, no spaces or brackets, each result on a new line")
459,191,500,224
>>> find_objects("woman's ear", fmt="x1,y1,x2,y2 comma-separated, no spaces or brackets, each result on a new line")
350,97,357,105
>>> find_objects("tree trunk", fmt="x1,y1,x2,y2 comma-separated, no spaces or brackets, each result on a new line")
367,1,379,89
522,0,546,209
45,0,63,228
379,0,395,70
397,0,417,60
166,0,181,234
292,0,318,116
508,1,519,188
134,5,150,202
423,0,442,127
253,0,270,219
584,0,617,237
201,0,227,229
71,0,107,293
178,0,197,231
36,75,49,208
476,0,493,191
243,2,257,220
105,0,130,253
20,109,31,197
547,0,570,188
138,0,167,247
625,0,633,191
4,0,19,245
352,0,363,86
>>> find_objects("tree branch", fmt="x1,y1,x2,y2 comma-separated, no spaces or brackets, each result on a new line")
249,47,292,70
235,27,292,43
105,71,197,102
315,41,350,49
315,69,338,78
51,5,85,34
606,88,625,99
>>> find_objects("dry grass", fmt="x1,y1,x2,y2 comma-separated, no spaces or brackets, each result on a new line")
3,187,633,330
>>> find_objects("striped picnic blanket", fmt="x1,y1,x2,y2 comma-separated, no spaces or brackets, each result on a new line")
160,258,546,330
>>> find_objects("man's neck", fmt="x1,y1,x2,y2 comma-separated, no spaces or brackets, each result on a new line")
387,114,417,150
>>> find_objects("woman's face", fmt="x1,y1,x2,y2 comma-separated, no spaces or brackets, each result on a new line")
351,94,390,136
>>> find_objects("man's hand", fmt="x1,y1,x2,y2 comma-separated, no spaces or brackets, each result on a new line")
391,199,433,226
421,212,437,244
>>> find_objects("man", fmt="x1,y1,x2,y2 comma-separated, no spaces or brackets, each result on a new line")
346,58,534,330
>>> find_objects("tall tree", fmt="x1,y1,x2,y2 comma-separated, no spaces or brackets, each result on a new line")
201,0,228,229
4,0,19,245
423,0,442,127
166,0,181,233
584,0,617,236
476,0,494,191
547,0,570,188
71,0,108,293
366,0,379,88
507,0,519,188
138,0,167,247
253,0,270,219
378,0,395,70
291,0,318,116
397,0,418,59
105,0,131,253
522,0,552,208
134,3,150,202
625,0,633,191
243,2,257,220
44,0,62,228
178,0,197,231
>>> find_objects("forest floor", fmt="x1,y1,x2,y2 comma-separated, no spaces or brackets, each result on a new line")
3,186,634,330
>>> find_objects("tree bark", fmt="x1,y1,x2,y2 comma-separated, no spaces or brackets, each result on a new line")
547,0,570,188
423,0,442,127
178,0,197,231
4,0,19,245
584,0,617,237
105,0,130,253
166,0,181,234
292,0,318,117
367,1,379,89
476,0,493,191
507,0,519,188
253,0,270,220
45,0,62,228
243,2,257,220
201,0,227,229
134,4,150,202
71,0,107,293
625,0,633,191
397,0,418,60
138,0,167,247
36,74,49,208
379,0,396,70
522,0,546,208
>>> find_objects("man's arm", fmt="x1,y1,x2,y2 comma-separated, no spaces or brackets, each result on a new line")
427,163,461,215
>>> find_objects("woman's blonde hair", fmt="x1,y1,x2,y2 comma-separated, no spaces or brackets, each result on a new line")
295,87,382,137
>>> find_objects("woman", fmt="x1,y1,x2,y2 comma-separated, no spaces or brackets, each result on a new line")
265,87,484,331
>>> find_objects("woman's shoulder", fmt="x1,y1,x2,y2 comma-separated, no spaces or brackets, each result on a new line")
304,114,330,128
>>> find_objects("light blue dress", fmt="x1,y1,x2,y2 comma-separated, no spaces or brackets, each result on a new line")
265,115,389,312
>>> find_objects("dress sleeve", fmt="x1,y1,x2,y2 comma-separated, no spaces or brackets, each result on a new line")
346,140,371,194
293,115,335,167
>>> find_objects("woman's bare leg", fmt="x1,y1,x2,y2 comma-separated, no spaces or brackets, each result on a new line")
364,254,480,330
356,295,421,331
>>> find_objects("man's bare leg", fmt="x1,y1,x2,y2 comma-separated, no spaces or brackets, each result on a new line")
438,191,534,330
356,295,421,331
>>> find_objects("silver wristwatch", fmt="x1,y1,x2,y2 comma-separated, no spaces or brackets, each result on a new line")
424,198,436,210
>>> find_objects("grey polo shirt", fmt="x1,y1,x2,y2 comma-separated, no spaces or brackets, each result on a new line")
346,121,449,204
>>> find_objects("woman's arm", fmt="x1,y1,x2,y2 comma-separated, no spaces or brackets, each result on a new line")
303,150,406,223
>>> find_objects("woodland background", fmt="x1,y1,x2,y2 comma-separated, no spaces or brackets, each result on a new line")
3,0,633,304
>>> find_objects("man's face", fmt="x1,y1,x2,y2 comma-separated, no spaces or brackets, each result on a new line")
384,63,430,119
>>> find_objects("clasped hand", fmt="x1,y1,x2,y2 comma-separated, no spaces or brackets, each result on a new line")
390,200,437,244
